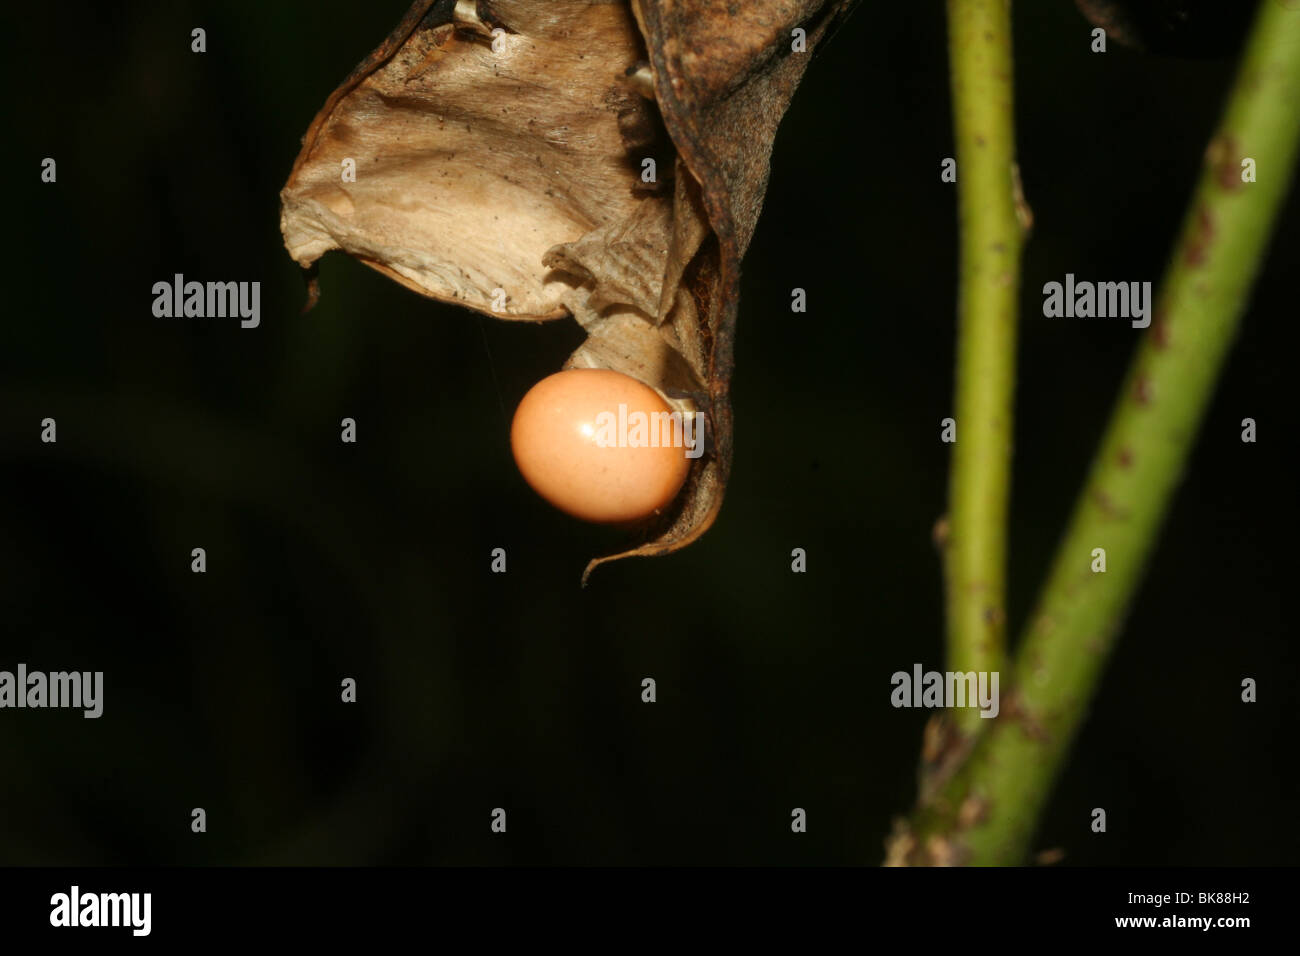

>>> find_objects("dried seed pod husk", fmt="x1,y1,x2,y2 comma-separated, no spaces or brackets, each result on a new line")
280,0,858,580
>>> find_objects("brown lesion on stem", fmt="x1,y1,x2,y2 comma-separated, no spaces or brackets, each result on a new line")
887,683,1057,866
1151,306,1171,349
1091,489,1128,520
1208,134,1245,192
1134,374,1154,406
1002,689,1053,744
958,793,989,828
1184,205,1217,267
918,714,977,804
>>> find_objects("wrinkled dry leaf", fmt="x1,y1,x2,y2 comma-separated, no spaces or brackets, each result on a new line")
281,0,857,579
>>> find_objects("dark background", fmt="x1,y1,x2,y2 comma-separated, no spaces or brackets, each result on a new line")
1,1,1295,865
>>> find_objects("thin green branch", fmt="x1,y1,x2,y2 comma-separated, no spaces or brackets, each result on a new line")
893,1,1300,866
944,0,1025,702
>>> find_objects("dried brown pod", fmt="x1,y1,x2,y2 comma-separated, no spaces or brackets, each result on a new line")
280,0,857,579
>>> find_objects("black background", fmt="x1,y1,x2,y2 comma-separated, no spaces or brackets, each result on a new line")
1,1,1295,865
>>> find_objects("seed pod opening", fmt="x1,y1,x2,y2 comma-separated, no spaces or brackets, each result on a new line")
280,0,858,580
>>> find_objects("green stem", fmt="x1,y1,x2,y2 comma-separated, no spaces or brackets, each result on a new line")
944,0,1024,702
894,0,1300,866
